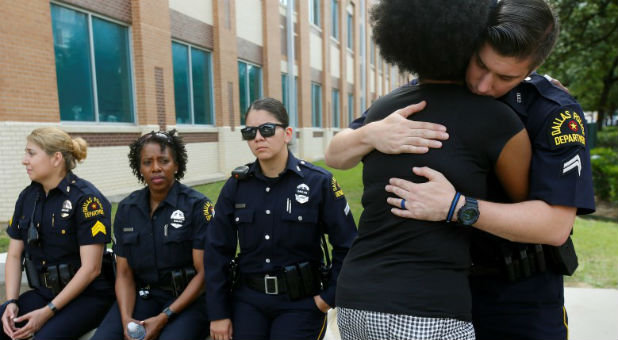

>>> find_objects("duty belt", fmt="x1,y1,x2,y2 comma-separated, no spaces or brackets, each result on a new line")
241,272,287,295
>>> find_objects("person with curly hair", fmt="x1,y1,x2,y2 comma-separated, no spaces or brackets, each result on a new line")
0,127,114,339
334,1,532,339
91,130,213,340
328,0,594,338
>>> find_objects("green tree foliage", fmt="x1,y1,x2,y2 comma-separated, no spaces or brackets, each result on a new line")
540,0,618,131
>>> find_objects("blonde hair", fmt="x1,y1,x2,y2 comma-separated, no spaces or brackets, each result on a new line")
27,127,88,170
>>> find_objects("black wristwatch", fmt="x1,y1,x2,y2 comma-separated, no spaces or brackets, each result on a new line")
457,197,479,226
162,307,176,320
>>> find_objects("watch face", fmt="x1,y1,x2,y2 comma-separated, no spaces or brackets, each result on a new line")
460,207,479,224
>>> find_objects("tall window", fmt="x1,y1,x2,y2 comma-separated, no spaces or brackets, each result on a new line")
370,40,375,65
348,93,354,124
281,73,298,118
172,42,214,125
332,89,340,128
331,0,338,40
51,4,134,122
347,6,354,50
309,0,320,27
238,61,263,125
311,83,322,127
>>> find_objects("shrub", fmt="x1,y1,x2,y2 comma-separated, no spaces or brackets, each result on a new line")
590,147,618,203
596,126,618,150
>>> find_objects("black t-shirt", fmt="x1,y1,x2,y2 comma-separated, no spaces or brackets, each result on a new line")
336,83,524,321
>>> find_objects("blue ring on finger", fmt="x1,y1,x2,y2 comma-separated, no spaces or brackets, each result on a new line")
400,199,406,209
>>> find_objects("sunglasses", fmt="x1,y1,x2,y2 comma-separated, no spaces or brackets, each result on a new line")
241,123,287,140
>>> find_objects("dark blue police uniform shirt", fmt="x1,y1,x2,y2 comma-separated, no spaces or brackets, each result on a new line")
113,181,212,285
7,172,112,271
205,152,358,320
501,73,594,214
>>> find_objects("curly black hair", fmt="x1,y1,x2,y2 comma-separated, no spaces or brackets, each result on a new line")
370,0,491,81
128,129,188,184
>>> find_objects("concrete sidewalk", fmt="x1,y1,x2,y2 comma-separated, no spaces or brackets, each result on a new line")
323,287,618,340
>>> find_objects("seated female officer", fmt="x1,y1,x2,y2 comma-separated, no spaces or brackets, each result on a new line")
206,97,358,340
91,130,212,340
1,127,114,339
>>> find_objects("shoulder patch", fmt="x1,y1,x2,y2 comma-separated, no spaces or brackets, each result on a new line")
548,109,586,150
82,196,105,219
203,200,215,222
331,177,345,199
91,220,107,237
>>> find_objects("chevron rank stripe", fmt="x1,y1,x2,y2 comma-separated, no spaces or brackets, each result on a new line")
562,154,582,176
91,220,107,237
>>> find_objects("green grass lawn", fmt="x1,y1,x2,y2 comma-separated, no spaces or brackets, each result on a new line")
2,160,616,288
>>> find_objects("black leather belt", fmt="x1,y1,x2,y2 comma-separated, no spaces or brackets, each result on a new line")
469,264,503,277
241,273,287,295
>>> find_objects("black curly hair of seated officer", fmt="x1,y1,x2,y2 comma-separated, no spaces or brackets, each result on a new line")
128,129,188,184
370,0,491,81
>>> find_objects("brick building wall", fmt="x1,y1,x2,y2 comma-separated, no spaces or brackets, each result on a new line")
0,0,406,221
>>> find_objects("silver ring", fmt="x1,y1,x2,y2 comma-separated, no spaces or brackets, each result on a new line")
400,199,406,209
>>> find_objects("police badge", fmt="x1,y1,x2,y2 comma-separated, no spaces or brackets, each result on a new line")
295,183,310,204
61,200,73,218
170,210,185,228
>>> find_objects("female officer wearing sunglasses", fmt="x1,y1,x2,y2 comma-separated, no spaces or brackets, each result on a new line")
1,127,114,339
206,97,358,340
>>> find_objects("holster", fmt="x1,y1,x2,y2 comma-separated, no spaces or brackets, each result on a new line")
282,262,321,301
170,266,197,296
544,236,578,276
24,257,41,289
101,251,116,284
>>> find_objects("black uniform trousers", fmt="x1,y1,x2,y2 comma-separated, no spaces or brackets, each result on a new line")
91,288,208,340
0,287,113,340
471,273,568,340
232,285,327,340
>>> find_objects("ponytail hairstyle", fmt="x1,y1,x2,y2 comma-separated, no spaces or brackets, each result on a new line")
27,127,88,171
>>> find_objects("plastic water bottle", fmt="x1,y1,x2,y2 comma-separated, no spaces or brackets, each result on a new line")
127,321,146,340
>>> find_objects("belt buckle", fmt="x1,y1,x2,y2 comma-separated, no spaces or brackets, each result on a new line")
264,274,278,295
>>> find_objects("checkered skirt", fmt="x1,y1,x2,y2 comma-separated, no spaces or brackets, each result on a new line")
337,307,475,340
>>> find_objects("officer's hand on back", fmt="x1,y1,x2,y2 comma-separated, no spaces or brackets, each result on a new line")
210,318,233,340
366,101,448,155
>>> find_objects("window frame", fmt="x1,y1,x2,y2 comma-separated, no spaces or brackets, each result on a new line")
311,82,323,128
238,60,263,126
346,6,354,50
331,0,339,40
51,1,137,125
309,0,321,28
332,88,340,128
172,40,216,126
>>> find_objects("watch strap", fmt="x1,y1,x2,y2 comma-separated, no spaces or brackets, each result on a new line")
162,307,175,319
